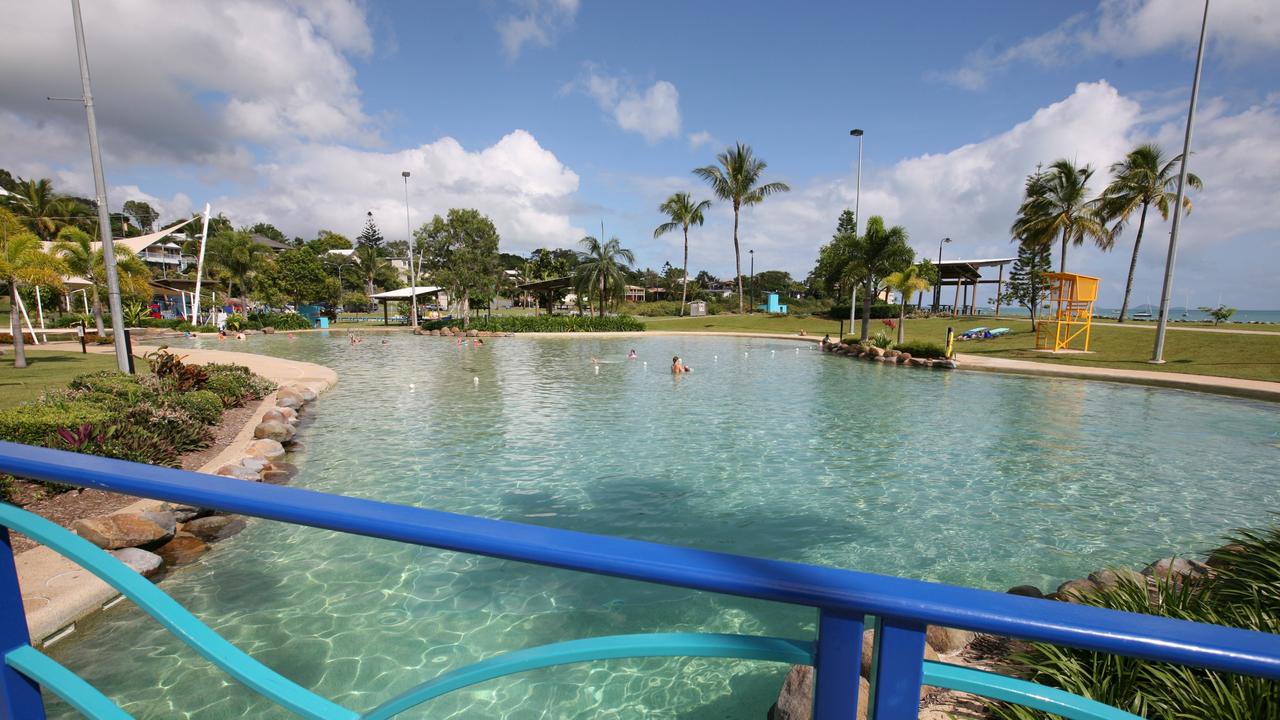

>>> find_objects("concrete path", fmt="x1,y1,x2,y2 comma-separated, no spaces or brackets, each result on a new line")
16,345,337,647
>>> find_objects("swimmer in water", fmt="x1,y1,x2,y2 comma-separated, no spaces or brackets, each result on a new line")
628,349,637,360
670,355,691,374
473,338,484,347
236,332,245,341
287,332,296,341
381,337,390,345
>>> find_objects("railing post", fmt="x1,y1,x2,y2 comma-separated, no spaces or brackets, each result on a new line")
868,617,926,720
0,527,46,719
812,609,863,719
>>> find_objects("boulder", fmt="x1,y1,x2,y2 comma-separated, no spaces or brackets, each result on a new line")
1206,543,1247,569
139,510,177,537
1088,568,1144,590
260,408,287,425
244,438,286,461
869,346,885,358
934,359,957,369
926,625,974,654
215,463,261,481
1006,585,1044,599
282,423,297,442
254,420,290,443
769,666,869,720
898,353,912,363
279,406,298,424
429,329,440,336
239,455,271,474
291,385,318,402
861,628,938,680
183,515,247,542
276,387,305,406
1056,578,1100,603
155,532,209,566
261,326,276,334
467,329,478,337
160,503,208,523
110,548,165,578
1142,557,1210,581
74,514,173,550
908,357,927,367
884,349,900,359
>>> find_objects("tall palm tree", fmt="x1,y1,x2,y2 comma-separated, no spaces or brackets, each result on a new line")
53,227,152,335
349,244,393,297
693,143,790,313
574,236,634,317
1098,144,1202,322
204,231,267,315
1011,159,1109,273
885,264,932,345
1,178,85,241
653,192,711,316
1,208,66,368
848,216,914,341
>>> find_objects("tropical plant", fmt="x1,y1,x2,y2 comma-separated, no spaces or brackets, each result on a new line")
1199,305,1237,325
1011,159,1109,273
846,216,914,341
418,209,503,328
1,208,66,368
653,192,712,316
1098,145,1202,322
123,302,148,326
204,230,268,315
349,243,393,296
1,178,87,240
54,226,153,335
693,143,790,313
884,264,932,344
574,235,635,317
1004,239,1053,325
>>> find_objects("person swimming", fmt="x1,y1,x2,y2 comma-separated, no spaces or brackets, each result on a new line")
628,349,637,360
287,332,296,341
670,355,691,374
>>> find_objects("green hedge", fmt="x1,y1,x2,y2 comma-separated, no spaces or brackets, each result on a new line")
827,303,903,320
163,389,224,425
249,312,313,331
425,315,645,333
892,340,947,358
204,364,276,407
0,402,117,446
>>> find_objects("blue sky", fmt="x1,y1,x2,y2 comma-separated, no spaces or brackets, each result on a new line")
3,0,1278,307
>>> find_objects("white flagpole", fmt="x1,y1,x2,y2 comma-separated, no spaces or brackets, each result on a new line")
14,293,39,345
35,286,47,342
191,202,211,325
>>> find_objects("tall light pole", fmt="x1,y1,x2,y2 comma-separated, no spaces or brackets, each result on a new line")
748,249,755,309
402,171,417,328
934,237,951,313
1152,0,1209,364
71,0,129,372
848,129,864,330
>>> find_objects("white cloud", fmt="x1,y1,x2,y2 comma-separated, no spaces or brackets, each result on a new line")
687,131,718,150
937,0,1280,91
496,0,580,60
570,68,682,143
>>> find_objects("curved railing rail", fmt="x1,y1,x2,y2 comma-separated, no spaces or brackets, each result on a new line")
2,441,1277,719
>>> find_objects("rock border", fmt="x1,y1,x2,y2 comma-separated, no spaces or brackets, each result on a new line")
820,340,957,370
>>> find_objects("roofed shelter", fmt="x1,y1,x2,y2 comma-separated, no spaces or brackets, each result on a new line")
515,276,575,314
932,257,1016,317
369,286,443,325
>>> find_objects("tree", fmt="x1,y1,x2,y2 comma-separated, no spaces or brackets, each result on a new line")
1011,159,1109,273
356,214,385,250
693,143,790,313
1199,305,1236,326
348,243,394,296
53,227,152,335
249,222,288,245
653,192,711,316
847,216,914,341
522,247,578,313
1098,145,1202,322
306,230,352,254
2,208,66,368
122,200,158,232
256,247,335,307
884,264,932,344
753,270,793,295
2,178,86,241
418,209,502,328
810,209,862,313
1004,239,1053,325
205,231,269,314
574,236,635,317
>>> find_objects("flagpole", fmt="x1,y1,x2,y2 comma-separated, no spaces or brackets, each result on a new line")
191,203,211,326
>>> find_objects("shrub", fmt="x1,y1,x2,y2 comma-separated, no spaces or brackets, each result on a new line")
249,311,312,331
69,370,154,402
144,347,208,392
826,303,903,320
223,314,246,331
893,340,946,358
0,402,118,446
424,315,645,333
0,474,15,504
174,322,219,333
124,402,211,453
869,331,894,349
103,424,181,467
164,390,224,425
204,364,275,407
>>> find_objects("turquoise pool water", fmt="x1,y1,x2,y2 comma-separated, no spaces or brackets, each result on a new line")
46,333,1279,718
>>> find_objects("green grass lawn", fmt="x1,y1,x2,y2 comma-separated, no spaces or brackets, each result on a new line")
0,350,119,409
639,314,1280,382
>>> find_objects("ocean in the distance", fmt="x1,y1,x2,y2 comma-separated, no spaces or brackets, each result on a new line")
980,305,1280,324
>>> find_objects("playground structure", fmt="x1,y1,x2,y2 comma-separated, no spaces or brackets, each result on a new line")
758,292,789,314
1035,272,1098,352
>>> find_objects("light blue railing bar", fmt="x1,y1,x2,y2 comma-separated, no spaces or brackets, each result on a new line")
4,646,131,720
364,633,813,719
0,504,357,720
923,661,1142,720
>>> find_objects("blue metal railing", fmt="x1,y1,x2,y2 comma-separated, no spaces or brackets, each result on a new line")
2,441,1278,720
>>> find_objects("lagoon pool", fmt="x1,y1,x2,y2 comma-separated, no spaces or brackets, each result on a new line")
48,333,1280,718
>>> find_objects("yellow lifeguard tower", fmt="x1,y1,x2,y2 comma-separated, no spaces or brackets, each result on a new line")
1035,272,1098,352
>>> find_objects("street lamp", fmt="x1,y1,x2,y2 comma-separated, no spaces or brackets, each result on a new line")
401,171,417,329
749,249,755,310
934,237,951,313
848,129,864,331
1152,0,1210,364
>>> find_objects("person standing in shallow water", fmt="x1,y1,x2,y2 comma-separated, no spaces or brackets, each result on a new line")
671,356,691,374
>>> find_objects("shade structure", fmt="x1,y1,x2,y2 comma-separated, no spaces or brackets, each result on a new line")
368,286,443,300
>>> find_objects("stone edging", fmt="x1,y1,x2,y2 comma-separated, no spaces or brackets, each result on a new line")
16,346,338,647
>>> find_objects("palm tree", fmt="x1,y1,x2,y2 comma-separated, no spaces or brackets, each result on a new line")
1011,159,1109,273
1098,144,1202,322
1,208,66,368
54,227,152,335
848,216,914,341
204,231,267,315
574,236,635,317
653,193,711,316
349,244,392,297
1,178,87,241
693,143,790,313
885,264,932,345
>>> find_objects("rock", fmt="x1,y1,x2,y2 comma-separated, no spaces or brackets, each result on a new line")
160,503,208,523
260,408,287,425
276,387,305,406
261,326,276,334
279,406,298,424
1056,578,1100,602
898,353,912,363
860,629,938,680
768,667,869,720
908,357,926,367
1088,568,1144,590
282,423,297,442
74,514,173,550
467,329,478,337
1006,584,1044,598
1142,557,1210,581
869,346,885,358
254,420,290,442
183,515,247,541
110,547,165,578
926,626,974,654
429,329,440,336
934,359,957,369
884,349,899,359
155,533,209,566
239,455,271,474
139,510,177,537
215,463,261,481
287,385,317,402
245,438,286,461
1206,543,1247,569
261,469,291,484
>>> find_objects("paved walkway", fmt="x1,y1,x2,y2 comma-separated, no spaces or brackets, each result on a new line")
17,345,337,646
